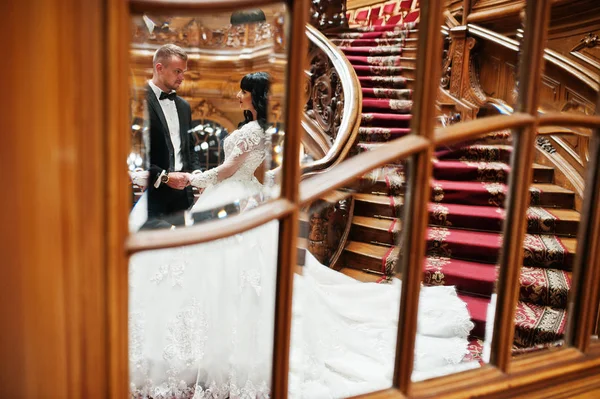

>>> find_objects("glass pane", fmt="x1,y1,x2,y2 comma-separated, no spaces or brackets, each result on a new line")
129,220,280,396
539,0,600,347
303,2,418,167
292,157,409,397
291,152,474,396
512,122,593,355
436,1,525,128
414,129,515,380
128,4,289,232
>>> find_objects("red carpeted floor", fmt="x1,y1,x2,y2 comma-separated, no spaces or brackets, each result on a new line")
327,21,576,363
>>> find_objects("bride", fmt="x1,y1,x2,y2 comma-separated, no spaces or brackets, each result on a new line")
129,72,478,399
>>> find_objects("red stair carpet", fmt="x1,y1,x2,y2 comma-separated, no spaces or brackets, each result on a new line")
325,20,577,363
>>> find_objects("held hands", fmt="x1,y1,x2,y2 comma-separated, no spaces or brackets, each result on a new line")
166,172,191,190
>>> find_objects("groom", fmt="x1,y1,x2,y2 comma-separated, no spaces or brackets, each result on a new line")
146,44,200,218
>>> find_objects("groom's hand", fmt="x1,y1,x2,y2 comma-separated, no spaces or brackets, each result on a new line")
166,172,190,190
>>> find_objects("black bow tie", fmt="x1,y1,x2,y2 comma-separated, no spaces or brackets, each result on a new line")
159,91,177,101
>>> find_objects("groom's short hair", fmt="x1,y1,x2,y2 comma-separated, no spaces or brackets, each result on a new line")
153,44,188,68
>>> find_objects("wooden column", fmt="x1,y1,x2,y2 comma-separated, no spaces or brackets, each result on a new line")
491,0,552,371
0,0,117,396
394,0,444,392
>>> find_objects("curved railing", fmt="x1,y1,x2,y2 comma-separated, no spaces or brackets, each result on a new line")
297,23,363,268
442,22,597,207
301,23,362,177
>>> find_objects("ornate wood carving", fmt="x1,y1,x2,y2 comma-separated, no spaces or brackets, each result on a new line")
305,46,345,143
441,34,453,89
449,29,466,97
570,31,600,70
536,137,556,154
191,99,236,133
310,0,348,31
462,37,488,107
307,198,353,267
131,13,286,53
572,32,600,52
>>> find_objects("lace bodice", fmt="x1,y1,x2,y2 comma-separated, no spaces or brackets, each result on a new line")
191,121,266,188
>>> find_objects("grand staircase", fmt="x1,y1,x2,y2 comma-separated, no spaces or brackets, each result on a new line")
323,21,579,361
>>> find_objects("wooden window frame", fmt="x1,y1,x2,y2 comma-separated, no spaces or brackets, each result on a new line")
106,0,600,398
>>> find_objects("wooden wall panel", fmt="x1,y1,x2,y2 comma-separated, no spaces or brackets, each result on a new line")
539,75,561,108
0,0,110,397
479,55,502,96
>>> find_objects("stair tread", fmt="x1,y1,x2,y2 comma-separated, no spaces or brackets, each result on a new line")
345,240,391,258
559,237,577,253
353,205,581,236
430,180,574,195
339,267,385,282
532,183,574,193
433,160,550,169
545,208,580,221
354,192,399,205
457,293,489,323
429,202,579,220
424,256,496,282
353,215,398,231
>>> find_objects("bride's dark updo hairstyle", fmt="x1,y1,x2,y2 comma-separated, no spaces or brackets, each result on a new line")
239,71,270,130
230,8,266,25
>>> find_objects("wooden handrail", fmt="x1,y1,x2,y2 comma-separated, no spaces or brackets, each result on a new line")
300,135,430,206
126,198,295,253
466,2,524,24
434,113,535,146
126,113,549,254
443,9,460,29
539,113,600,129
468,23,600,92
130,0,282,14
537,125,593,138
301,23,362,177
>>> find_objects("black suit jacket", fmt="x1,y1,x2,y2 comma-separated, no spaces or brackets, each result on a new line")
146,84,200,216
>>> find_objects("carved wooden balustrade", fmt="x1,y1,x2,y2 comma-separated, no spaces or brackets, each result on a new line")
131,13,286,53
305,196,354,268
299,23,362,268
301,24,361,176
309,0,348,31
438,3,599,208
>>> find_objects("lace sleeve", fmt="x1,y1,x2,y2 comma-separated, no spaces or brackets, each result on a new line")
190,168,218,188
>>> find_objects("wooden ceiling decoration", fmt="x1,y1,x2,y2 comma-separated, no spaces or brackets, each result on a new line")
129,3,288,128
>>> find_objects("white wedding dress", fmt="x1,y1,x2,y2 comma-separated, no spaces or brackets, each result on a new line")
129,121,479,399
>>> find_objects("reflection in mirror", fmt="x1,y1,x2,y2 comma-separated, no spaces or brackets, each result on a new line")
292,160,405,398
289,155,477,397
302,3,419,169
436,3,525,127
127,4,288,232
129,220,280,397
415,130,515,380
444,0,463,25
513,122,592,356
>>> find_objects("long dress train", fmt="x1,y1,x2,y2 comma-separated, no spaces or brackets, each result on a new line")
128,121,479,398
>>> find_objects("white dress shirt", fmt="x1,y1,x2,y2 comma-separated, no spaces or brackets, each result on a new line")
148,80,183,171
